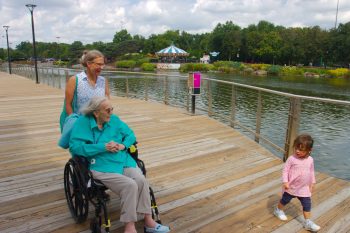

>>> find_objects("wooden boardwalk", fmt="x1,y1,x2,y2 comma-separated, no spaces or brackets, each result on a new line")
0,72,349,233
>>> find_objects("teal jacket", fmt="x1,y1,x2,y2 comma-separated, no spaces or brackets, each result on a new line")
69,114,137,174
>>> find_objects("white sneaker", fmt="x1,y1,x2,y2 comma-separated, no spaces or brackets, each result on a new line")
274,207,287,221
304,219,321,232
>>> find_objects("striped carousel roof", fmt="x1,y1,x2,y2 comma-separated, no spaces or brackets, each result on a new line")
156,44,189,56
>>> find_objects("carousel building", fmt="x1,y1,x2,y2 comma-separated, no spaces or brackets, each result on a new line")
156,44,189,69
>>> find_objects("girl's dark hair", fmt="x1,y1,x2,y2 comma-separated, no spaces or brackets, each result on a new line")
293,134,314,151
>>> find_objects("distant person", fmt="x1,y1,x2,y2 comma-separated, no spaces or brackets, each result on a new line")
58,50,110,148
274,134,321,232
69,97,170,233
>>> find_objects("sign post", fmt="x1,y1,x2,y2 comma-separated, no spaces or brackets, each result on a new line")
188,72,201,114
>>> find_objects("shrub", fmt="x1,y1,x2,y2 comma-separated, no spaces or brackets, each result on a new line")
213,61,234,68
303,67,328,75
267,65,282,75
327,68,350,78
140,62,156,71
53,60,68,67
212,61,245,72
115,60,136,68
244,67,254,73
280,66,304,75
135,58,150,66
217,67,232,73
249,63,270,71
179,63,211,72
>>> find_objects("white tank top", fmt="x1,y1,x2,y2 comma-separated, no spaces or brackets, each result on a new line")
75,71,106,113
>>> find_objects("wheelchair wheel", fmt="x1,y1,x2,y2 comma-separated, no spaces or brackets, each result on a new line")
90,218,101,233
64,159,89,223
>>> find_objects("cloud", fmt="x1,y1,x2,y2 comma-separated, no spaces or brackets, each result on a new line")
0,0,350,48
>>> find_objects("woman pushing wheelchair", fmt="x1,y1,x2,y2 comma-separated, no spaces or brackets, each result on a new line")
69,96,170,233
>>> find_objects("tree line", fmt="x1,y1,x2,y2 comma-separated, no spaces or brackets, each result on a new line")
1,20,350,67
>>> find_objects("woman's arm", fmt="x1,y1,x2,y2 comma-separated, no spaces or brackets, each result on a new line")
105,78,110,99
65,76,77,115
69,117,107,157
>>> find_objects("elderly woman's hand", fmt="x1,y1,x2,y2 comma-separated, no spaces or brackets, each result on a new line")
105,141,119,152
116,143,126,151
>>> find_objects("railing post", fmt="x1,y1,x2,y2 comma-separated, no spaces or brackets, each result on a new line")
126,77,129,98
255,91,262,143
58,70,62,89
46,68,49,84
51,68,54,87
230,84,236,128
284,97,301,161
207,80,213,117
65,70,69,83
186,87,189,112
145,79,149,101
38,67,41,83
164,76,169,105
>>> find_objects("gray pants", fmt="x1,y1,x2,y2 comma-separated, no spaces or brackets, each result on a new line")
91,168,151,222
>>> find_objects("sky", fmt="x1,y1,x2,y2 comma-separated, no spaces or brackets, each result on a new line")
0,0,349,49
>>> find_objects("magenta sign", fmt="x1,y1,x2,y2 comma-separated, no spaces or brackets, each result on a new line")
192,72,201,94
193,72,201,88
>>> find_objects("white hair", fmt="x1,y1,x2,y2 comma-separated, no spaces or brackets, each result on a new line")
81,96,108,115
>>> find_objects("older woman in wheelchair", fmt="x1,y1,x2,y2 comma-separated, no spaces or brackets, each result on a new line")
64,96,170,233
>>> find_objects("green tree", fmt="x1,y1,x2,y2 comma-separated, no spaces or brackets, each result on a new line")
0,48,5,60
209,21,241,60
114,40,141,57
329,22,350,66
279,28,305,65
69,41,85,63
113,29,132,44
16,41,32,58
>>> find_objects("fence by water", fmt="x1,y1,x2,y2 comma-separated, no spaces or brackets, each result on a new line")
2,64,350,180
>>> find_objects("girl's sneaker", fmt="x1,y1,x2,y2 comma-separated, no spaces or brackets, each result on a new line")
304,219,321,232
273,207,287,221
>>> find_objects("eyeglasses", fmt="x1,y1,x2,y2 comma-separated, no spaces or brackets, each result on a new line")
89,61,105,69
105,107,113,114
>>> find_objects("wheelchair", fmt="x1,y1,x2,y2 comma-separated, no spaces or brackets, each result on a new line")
63,144,161,233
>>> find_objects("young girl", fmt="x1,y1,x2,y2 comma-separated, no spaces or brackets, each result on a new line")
274,134,321,232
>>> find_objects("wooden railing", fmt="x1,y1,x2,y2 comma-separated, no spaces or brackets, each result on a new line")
202,78,350,161
3,64,350,162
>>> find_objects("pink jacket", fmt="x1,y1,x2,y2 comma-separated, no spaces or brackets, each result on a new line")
282,154,316,197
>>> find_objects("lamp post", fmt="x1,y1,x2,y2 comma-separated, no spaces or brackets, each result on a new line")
56,36,60,61
26,4,39,84
335,0,339,29
3,26,12,74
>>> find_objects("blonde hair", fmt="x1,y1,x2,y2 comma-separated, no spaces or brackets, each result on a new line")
80,50,104,67
81,96,108,115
